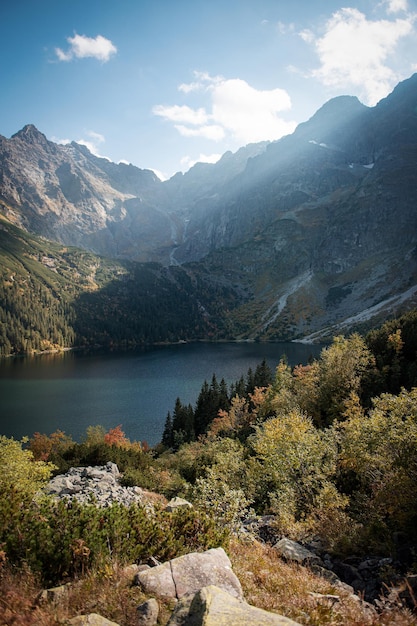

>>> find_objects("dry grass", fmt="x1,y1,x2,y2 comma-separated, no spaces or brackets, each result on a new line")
1,541,416,625
0,563,174,626
230,539,417,626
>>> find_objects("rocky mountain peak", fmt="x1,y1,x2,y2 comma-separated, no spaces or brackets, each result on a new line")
293,95,368,146
11,123,49,146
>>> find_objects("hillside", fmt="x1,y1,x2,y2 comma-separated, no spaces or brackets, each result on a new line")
0,215,237,356
2,320,417,624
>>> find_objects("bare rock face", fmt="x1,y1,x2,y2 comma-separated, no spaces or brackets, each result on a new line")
135,547,243,600
164,497,193,512
0,125,171,263
273,538,322,566
166,585,302,626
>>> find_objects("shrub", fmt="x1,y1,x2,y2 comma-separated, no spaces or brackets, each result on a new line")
250,409,340,535
1,496,228,586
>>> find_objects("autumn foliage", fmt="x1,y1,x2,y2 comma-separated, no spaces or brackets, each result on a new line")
103,424,129,447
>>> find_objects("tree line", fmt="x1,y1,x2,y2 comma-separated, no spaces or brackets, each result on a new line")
161,359,274,449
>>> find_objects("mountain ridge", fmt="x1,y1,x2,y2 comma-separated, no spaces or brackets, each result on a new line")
1,73,417,345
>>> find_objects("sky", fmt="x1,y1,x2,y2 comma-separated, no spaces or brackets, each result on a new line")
1,0,416,179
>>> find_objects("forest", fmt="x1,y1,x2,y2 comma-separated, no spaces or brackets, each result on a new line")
0,215,237,357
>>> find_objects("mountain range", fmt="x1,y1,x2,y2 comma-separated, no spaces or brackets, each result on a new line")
1,73,417,351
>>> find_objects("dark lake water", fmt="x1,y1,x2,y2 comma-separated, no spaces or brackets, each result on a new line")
0,342,322,446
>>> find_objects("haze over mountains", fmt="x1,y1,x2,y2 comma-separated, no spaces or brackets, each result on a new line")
1,73,417,345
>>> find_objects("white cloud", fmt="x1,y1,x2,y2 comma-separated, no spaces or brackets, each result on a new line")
308,7,415,105
276,21,296,35
180,153,222,170
178,71,222,94
299,29,315,43
152,104,209,125
55,33,117,62
54,130,110,159
211,78,295,143
175,124,225,140
153,73,296,146
76,131,107,156
385,0,408,14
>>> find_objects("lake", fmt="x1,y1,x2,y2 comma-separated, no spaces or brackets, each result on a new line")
0,342,322,446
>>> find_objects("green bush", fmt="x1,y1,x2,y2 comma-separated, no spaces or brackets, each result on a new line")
1,496,228,586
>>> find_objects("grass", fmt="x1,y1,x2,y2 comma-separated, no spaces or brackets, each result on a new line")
1,540,416,625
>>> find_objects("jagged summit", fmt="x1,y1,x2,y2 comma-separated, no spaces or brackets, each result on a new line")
12,123,49,144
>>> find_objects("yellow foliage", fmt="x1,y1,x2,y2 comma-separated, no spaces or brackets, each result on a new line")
0,436,56,501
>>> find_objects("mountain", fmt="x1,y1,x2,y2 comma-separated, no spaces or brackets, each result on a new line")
0,125,173,263
1,74,417,347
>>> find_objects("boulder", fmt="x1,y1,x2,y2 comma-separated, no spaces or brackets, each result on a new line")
37,583,71,604
134,560,176,598
165,497,193,512
166,585,302,626
136,598,159,625
67,614,120,626
274,538,322,566
135,547,243,600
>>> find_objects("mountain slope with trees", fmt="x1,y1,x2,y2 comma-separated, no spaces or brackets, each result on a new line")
0,214,238,356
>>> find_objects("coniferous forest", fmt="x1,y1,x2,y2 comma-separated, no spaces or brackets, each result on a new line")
0,215,238,357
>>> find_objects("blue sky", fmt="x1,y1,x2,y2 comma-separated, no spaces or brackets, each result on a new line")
1,0,416,178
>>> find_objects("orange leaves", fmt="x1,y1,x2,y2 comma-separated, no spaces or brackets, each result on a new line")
103,424,129,448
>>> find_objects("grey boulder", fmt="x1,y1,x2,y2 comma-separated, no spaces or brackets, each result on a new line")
166,585,302,626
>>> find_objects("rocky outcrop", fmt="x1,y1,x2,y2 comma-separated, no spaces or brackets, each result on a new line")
274,538,322,566
165,496,193,512
135,547,243,600
166,585,302,626
45,462,163,508
272,536,400,603
54,544,302,625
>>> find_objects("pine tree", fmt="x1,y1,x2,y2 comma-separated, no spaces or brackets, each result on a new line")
162,411,174,448
254,358,273,388
172,398,195,444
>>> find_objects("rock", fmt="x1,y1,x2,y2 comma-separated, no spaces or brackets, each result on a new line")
241,515,281,544
135,561,176,598
331,561,364,589
166,585,302,625
274,538,322,566
120,563,143,579
309,563,342,586
136,598,159,626
308,592,340,606
37,583,71,604
135,547,243,600
385,574,417,610
67,614,120,626
45,464,145,508
165,497,193,512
